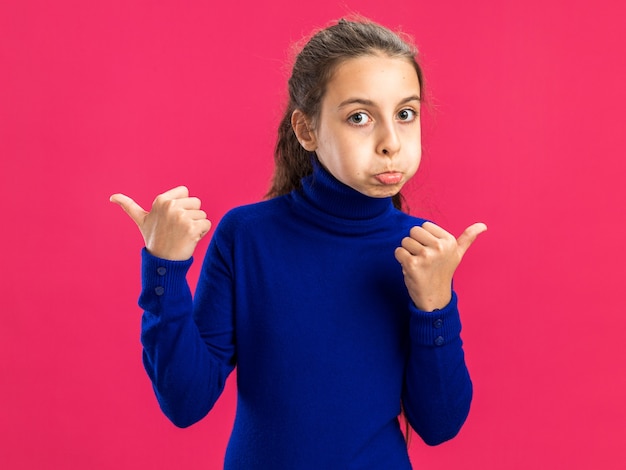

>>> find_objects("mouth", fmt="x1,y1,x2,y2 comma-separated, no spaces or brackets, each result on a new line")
374,171,403,185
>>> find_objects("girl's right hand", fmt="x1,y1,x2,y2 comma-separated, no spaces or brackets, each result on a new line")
110,186,212,261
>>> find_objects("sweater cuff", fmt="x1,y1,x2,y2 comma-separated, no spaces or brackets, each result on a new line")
141,247,193,297
409,291,462,347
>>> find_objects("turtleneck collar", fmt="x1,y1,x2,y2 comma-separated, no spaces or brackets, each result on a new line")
293,161,394,221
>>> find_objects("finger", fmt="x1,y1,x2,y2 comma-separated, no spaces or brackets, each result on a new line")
176,197,202,210
156,186,190,202
420,221,452,239
197,219,212,237
401,235,427,256
110,193,148,226
409,225,441,248
394,246,412,266
457,222,488,255
187,209,208,221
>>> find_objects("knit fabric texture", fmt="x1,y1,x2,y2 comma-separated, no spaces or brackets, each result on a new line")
139,164,472,469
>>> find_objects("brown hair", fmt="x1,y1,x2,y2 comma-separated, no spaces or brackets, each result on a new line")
266,18,424,212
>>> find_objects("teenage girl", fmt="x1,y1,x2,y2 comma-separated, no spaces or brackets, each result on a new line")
111,18,486,469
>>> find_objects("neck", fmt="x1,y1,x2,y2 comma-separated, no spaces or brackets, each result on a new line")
296,162,394,221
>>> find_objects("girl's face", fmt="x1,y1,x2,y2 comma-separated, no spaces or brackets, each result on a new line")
306,54,422,198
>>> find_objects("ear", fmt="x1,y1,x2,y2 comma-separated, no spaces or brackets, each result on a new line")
291,109,317,151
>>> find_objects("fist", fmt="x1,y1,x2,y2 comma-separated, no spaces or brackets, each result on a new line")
394,222,487,311
110,186,212,261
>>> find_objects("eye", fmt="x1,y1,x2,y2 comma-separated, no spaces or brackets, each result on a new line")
397,109,417,122
348,112,371,126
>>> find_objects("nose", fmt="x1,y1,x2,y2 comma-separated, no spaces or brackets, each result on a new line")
376,121,400,157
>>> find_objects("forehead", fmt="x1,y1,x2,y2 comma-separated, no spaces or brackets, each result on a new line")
324,55,421,106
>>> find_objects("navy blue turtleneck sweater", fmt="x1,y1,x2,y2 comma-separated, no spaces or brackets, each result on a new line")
139,165,472,469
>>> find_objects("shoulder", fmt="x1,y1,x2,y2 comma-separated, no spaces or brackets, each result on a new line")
203,197,290,262
387,207,430,234
214,196,290,235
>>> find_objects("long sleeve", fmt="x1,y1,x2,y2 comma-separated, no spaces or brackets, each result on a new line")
401,291,473,446
134,163,474,465
139,232,236,428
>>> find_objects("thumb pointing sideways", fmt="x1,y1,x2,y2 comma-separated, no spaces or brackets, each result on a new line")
109,193,148,227
456,222,488,255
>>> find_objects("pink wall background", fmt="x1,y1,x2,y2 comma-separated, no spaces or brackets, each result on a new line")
2,1,625,468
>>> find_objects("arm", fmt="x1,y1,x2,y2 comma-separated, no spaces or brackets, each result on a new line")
395,221,486,444
401,292,472,445
139,245,236,428
111,187,235,427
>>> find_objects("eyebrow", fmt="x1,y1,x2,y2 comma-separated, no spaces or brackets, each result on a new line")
337,95,421,109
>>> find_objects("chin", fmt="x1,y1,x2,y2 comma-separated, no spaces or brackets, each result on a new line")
363,186,402,199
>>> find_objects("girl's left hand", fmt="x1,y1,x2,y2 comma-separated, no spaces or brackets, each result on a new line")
394,222,487,312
